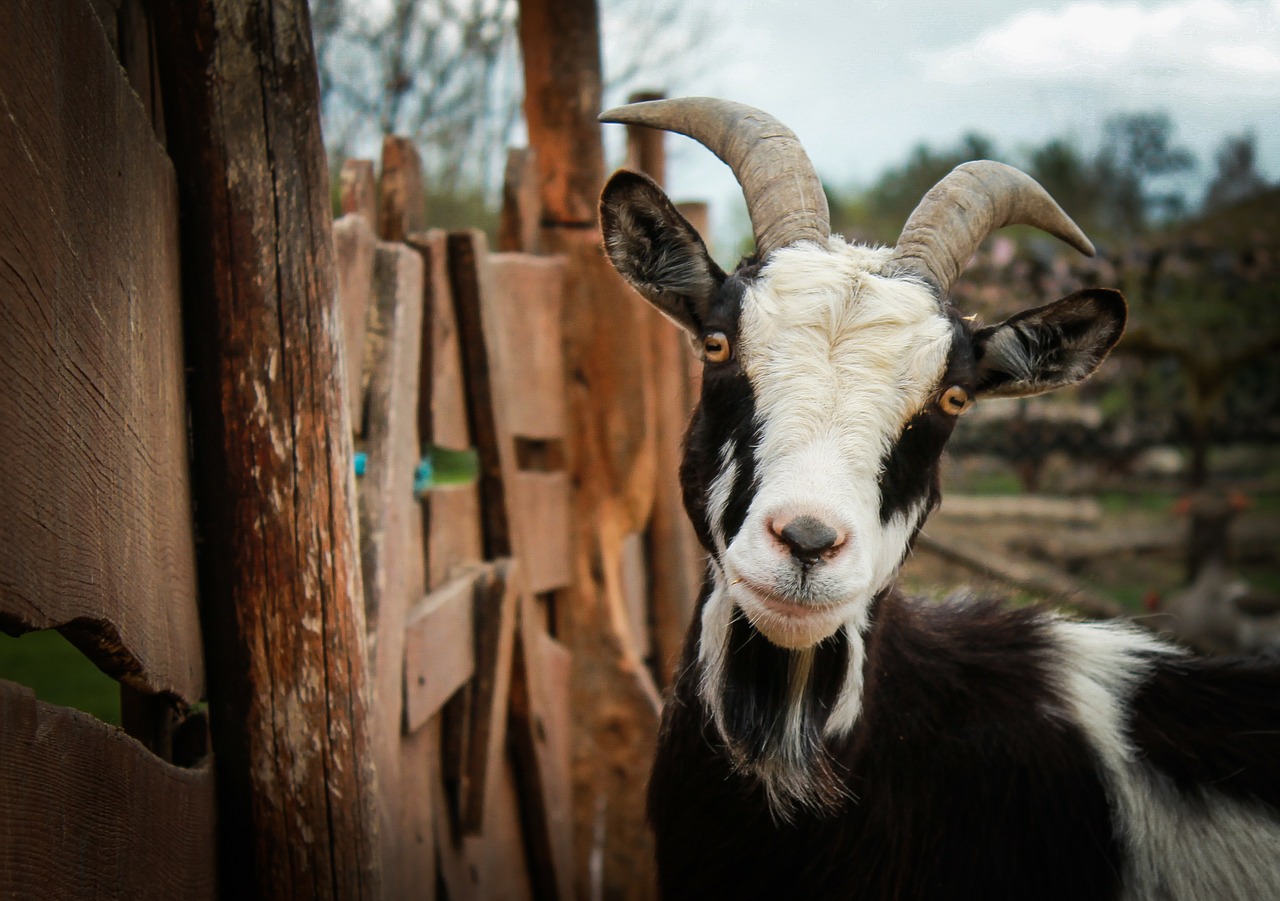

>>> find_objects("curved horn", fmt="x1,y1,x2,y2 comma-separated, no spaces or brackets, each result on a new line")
599,97,830,260
889,161,1095,300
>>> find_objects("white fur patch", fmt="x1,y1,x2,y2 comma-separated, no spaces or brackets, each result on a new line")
1050,620,1280,900
695,238,953,814
705,439,739,554
721,238,952,648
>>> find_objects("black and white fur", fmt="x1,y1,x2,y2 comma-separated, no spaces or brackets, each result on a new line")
600,170,1280,900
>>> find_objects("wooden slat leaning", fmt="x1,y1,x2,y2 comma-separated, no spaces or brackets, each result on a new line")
355,230,438,898
0,0,203,704
0,681,216,900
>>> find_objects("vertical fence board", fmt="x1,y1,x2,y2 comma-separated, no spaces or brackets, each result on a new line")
152,1,380,895
334,214,378,429
519,0,662,893
378,136,427,243
0,0,202,703
340,158,378,225
509,599,576,901
409,231,488,586
358,242,434,900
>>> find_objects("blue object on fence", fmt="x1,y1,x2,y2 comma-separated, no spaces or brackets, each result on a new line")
354,446,475,496
413,457,434,497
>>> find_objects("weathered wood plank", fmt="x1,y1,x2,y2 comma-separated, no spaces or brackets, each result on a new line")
459,560,521,833
0,0,203,703
487,254,568,440
509,597,576,901
511,471,574,595
334,214,378,429
408,230,487,587
378,136,426,242
520,0,663,892
340,158,377,226
0,680,216,900
116,0,165,146
404,574,477,730
152,0,379,895
498,147,542,254
356,240,435,901
429,716,480,901
446,229,515,560
471,756,536,901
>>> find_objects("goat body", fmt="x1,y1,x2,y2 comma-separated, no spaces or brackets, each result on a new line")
597,98,1280,900
653,590,1280,899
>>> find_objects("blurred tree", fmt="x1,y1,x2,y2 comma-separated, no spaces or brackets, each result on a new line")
311,0,709,229
829,132,1000,245
1096,112,1196,234
1203,133,1271,214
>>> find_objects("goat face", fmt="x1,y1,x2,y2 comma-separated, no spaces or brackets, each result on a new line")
599,100,1125,813
601,170,1125,654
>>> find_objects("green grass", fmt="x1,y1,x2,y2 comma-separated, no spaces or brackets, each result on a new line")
0,630,121,725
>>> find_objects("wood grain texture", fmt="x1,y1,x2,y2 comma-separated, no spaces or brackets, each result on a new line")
408,231,486,588
357,241,438,900
0,680,216,900
509,598,575,901
0,0,203,702
403,573,477,731
487,254,568,440
458,560,520,834
446,230,515,561
334,214,378,429
152,1,380,896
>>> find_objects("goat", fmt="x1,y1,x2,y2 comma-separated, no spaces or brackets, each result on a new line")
597,98,1280,900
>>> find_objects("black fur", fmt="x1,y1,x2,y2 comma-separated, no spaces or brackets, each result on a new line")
718,609,850,768
877,315,975,524
679,272,763,552
1129,653,1280,809
650,593,1123,900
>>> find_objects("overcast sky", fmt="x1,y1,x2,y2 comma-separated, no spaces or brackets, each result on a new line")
598,0,1280,250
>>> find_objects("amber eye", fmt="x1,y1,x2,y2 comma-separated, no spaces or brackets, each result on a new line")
938,385,972,416
702,332,732,363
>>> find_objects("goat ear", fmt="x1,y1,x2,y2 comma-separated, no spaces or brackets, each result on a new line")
972,288,1127,398
600,169,725,334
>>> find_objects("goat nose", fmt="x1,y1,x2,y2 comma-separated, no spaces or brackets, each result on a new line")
772,515,845,565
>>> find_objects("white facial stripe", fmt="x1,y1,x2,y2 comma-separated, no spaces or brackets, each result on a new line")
717,239,952,650
741,239,953,474
706,439,739,553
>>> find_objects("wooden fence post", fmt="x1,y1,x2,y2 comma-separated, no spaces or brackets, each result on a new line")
518,1,662,896
151,2,380,897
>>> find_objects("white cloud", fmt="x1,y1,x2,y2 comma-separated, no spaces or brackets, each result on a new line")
925,0,1280,99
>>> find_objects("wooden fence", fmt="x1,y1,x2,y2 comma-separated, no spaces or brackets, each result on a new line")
1,1,704,897
0,1,216,897
334,145,584,897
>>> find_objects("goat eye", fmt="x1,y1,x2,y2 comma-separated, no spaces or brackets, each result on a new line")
702,332,732,363
938,385,971,415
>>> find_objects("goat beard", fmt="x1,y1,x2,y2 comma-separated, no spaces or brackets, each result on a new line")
711,610,853,822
